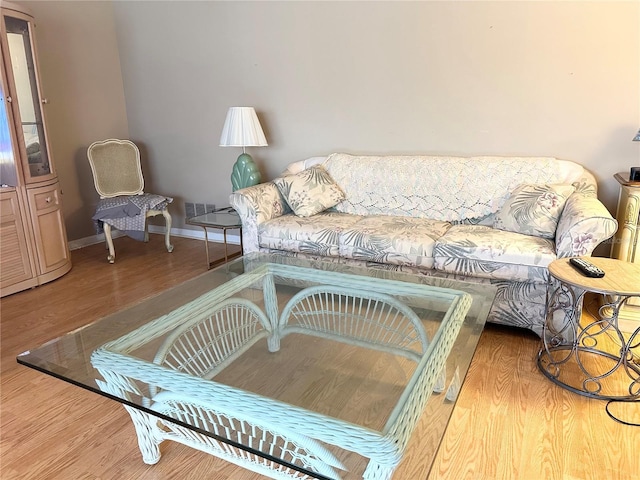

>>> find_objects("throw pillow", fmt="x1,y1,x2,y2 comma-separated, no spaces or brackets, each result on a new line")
493,184,576,238
273,165,345,217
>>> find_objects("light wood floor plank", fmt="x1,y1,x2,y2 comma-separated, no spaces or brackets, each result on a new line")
1,236,637,479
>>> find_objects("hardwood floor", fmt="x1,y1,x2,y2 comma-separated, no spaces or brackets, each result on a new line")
1,236,637,479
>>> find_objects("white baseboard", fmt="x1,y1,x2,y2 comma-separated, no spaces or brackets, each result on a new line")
68,226,241,251
68,230,125,250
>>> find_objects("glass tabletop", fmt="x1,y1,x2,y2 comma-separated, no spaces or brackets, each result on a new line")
186,207,241,228
17,253,496,479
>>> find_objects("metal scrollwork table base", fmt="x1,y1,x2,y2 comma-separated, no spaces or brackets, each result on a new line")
538,257,640,400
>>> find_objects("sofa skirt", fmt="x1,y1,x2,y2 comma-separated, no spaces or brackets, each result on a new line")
259,248,549,337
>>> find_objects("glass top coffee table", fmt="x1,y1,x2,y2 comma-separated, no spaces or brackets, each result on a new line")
18,253,496,479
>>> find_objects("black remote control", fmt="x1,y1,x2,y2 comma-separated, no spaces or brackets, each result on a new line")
569,258,605,278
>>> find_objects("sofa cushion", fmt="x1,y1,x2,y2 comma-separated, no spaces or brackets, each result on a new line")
494,183,575,239
340,215,451,269
259,212,363,256
273,165,345,217
433,225,556,282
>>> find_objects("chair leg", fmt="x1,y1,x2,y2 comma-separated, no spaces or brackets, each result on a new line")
104,223,116,263
162,209,174,253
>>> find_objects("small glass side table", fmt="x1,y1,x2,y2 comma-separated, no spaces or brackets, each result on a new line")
538,256,640,400
186,207,243,269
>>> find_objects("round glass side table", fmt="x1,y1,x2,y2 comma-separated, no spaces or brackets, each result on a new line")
538,257,640,400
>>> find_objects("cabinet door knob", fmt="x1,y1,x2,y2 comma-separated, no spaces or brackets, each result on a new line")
41,98,49,104
45,196,52,203
6,96,12,103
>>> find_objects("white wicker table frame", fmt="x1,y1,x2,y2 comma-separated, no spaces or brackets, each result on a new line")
91,263,472,480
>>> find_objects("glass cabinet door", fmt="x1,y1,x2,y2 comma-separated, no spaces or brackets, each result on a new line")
2,13,52,182
0,67,18,187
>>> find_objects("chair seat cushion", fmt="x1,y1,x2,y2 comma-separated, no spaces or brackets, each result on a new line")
92,193,172,241
340,216,452,268
433,224,556,282
259,212,363,256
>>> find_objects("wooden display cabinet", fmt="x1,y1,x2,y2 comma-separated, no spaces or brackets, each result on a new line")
609,172,640,328
0,2,71,297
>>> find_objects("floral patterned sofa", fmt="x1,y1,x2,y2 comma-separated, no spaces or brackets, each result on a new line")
229,153,617,336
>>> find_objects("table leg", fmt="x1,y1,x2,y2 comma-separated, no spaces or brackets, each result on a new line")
538,281,640,400
223,228,229,262
200,226,242,269
201,226,211,268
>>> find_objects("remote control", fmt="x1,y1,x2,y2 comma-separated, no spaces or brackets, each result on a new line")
569,258,605,278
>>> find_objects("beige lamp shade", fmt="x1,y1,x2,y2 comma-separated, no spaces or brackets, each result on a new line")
219,107,268,148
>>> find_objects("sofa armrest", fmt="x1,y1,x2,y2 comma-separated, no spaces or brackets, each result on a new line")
229,183,289,254
555,193,618,258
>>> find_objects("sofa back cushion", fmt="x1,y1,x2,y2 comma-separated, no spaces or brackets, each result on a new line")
323,153,586,222
493,183,576,238
273,166,345,217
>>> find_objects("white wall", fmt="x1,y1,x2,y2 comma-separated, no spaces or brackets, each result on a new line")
19,1,640,241
112,0,639,226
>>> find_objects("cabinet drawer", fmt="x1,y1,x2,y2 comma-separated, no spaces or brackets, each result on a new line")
33,187,61,212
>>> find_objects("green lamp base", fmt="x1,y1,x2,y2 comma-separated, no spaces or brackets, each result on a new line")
231,153,261,191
